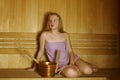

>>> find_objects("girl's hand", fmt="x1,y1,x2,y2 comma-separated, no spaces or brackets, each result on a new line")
26,67,35,71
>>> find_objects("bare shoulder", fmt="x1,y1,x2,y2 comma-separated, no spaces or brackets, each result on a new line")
40,31,49,38
62,32,70,38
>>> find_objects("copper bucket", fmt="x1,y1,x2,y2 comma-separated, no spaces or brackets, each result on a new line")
23,50,60,77
39,50,60,77
39,61,56,77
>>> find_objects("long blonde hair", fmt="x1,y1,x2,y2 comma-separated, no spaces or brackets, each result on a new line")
43,12,65,33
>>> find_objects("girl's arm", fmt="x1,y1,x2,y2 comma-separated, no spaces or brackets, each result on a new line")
36,32,46,61
27,32,46,71
66,33,74,65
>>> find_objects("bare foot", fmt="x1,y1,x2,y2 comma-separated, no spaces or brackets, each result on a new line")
85,62,99,72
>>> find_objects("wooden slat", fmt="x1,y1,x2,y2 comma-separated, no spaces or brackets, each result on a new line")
69,33,118,39
70,33,118,50
0,32,119,68
0,32,37,50
73,48,117,55
0,48,36,54
0,32,36,38
0,32,118,55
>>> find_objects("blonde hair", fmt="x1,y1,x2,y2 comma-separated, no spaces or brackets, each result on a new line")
44,12,65,33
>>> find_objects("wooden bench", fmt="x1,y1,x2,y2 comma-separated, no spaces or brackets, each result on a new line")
0,32,119,68
0,68,120,80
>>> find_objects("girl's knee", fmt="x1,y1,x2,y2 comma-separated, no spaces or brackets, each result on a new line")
61,66,82,77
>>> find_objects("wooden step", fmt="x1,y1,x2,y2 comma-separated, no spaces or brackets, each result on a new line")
0,68,120,80
0,78,106,80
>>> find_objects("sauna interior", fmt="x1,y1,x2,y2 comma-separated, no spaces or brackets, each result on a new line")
0,0,119,80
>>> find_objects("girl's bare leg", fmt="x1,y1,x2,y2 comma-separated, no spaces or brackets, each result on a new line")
75,58,99,74
61,65,82,77
85,61,99,72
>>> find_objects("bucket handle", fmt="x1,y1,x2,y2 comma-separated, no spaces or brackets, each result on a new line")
55,50,61,73
23,50,39,64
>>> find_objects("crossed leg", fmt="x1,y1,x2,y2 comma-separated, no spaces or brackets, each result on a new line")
75,58,99,74
61,58,99,77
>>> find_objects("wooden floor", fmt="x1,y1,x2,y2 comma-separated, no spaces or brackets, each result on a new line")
0,68,119,80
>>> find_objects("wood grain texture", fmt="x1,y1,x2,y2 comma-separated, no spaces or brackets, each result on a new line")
0,0,118,34
0,32,119,68
0,0,119,68
0,68,120,80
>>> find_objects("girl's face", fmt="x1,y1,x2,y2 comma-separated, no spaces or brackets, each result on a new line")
48,15,60,30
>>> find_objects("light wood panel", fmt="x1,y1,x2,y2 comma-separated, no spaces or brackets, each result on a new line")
0,32,118,54
0,0,119,34
0,0,119,68
0,32,119,68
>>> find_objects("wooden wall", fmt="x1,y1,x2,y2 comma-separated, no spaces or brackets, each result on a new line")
0,0,118,34
0,32,118,68
0,0,119,68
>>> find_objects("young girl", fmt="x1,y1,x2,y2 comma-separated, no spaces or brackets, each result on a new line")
27,12,99,77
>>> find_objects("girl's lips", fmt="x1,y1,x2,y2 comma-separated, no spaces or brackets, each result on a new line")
51,25,54,27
